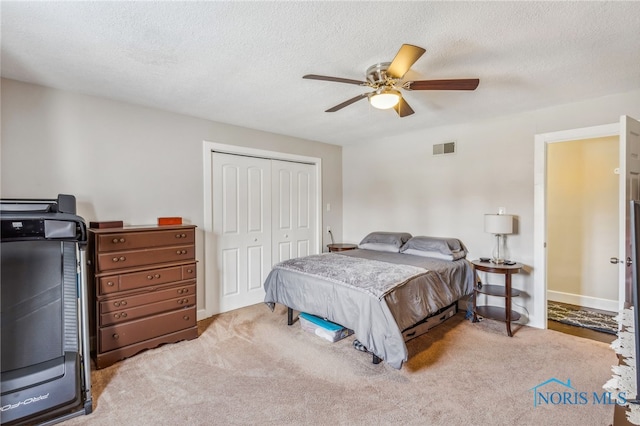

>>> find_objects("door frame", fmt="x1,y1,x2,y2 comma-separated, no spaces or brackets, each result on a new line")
533,123,620,329
202,141,323,319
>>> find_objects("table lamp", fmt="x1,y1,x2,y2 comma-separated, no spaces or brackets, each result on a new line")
484,214,514,264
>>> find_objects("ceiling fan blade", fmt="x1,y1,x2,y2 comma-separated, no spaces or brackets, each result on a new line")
386,44,426,79
394,97,415,117
303,74,366,85
406,79,480,91
325,93,369,112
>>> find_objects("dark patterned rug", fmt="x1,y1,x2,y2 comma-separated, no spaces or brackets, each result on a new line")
547,301,618,335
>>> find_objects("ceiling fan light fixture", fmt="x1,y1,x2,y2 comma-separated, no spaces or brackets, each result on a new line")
369,88,400,110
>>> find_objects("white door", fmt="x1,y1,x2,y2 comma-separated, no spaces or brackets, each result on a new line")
212,153,272,313
271,160,318,263
619,115,640,308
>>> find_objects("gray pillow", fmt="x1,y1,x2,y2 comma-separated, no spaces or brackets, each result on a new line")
358,231,413,253
400,236,467,260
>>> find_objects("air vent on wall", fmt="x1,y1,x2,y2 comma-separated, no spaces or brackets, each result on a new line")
433,141,456,156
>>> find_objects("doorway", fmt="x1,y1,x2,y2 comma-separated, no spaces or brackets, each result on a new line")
546,136,619,312
533,122,620,329
534,116,640,330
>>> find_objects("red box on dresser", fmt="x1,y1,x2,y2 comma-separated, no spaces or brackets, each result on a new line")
87,224,198,369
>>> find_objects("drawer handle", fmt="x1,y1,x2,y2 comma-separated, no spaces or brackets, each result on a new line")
119,256,126,261
147,275,153,280
114,313,120,319
176,250,187,255
121,312,127,318
178,299,183,305
114,301,120,307
183,298,189,304
155,274,161,278
121,301,127,306
187,269,193,274
175,233,187,238
111,238,126,243
183,315,190,321
112,333,119,340
112,257,118,262
107,281,115,287
183,288,189,293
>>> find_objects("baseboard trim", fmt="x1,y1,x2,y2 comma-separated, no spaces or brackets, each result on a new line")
197,308,208,321
547,290,618,312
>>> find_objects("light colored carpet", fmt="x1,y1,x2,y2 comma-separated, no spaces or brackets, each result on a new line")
66,303,617,425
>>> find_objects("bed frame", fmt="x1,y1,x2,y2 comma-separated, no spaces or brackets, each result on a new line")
286,301,458,365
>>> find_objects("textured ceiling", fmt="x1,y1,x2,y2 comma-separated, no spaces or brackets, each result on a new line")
2,1,639,146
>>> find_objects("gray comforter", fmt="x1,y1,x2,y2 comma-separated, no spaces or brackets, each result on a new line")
263,249,475,369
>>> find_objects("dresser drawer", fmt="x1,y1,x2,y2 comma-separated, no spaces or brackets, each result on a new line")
98,265,180,295
119,266,183,292
100,292,196,326
97,228,195,252
99,307,196,352
100,282,196,313
182,263,196,280
97,245,194,272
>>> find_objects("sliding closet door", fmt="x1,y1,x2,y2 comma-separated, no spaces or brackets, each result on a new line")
212,153,272,312
271,160,317,262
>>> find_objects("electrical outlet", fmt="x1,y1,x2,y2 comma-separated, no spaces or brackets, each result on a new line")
498,207,506,214
327,226,331,233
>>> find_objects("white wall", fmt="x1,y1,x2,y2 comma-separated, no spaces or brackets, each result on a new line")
342,89,640,328
0,78,343,318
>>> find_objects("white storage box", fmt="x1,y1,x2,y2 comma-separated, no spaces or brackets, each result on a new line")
299,312,353,342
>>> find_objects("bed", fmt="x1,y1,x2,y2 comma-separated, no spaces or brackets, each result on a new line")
263,232,475,369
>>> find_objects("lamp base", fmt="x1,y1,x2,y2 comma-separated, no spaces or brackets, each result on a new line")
491,234,508,265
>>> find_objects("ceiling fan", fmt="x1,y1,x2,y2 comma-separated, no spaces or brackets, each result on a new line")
303,44,479,117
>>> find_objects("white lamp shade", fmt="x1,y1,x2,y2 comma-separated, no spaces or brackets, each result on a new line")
484,214,513,234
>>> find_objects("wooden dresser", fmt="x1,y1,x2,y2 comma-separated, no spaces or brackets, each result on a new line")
88,224,198,369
